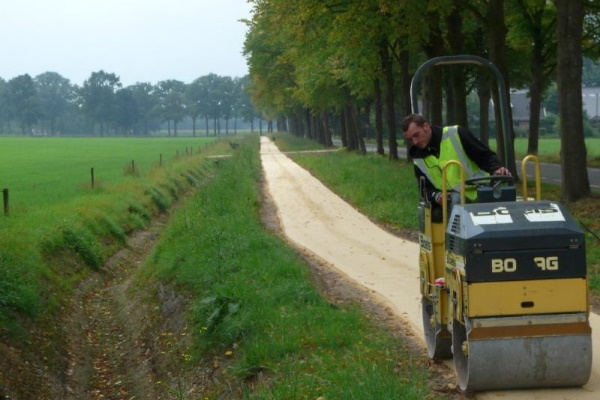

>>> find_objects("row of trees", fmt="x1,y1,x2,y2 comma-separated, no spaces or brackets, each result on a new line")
0,72,260,137
243,0,600,201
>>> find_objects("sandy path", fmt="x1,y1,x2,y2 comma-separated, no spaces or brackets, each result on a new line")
260,136,600,400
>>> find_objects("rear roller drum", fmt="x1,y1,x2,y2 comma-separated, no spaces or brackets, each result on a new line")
421,297,452,359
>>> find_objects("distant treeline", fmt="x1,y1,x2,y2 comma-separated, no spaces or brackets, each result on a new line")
0,71,261,136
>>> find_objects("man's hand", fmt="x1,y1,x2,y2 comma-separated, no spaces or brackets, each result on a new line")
493,167,511,176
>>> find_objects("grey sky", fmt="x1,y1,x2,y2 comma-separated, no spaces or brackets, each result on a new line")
0,0,252,87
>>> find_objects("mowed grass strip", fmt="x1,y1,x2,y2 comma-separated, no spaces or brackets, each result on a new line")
0,136,226,333
276,133,600,293
142,136,440,399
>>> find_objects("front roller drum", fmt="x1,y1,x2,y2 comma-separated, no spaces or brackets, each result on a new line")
452,320,592,391
421,297,452,359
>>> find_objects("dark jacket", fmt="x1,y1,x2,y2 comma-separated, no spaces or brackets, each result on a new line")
408,125,504,204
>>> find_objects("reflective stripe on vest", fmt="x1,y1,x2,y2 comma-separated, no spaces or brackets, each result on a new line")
413,126,488,201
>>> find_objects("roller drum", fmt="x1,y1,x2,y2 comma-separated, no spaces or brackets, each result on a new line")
422,297,452,359
452,319,592,391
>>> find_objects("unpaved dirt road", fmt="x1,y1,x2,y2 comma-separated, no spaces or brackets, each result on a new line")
260,136,600,400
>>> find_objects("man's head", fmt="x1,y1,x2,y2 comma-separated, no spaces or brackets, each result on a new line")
401,114,432,149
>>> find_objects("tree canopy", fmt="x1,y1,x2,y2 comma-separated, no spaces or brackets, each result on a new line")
243,0,600,201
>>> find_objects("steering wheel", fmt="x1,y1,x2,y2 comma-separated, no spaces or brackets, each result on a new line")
465,175,514,188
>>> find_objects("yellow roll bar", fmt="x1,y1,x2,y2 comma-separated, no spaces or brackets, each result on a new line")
442,160,466,228
521,155,542,201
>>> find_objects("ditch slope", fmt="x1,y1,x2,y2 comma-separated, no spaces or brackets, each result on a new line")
260,136,600,400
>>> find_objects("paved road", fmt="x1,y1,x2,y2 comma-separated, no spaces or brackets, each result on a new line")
332,139,600,192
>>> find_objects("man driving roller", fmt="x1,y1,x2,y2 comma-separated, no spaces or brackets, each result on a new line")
401,113,511,205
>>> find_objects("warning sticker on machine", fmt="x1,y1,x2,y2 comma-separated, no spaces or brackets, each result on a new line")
469,207,513,225
524,203,565,222
419,233,432,252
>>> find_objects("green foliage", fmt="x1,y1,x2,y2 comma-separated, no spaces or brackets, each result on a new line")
61,227,104,269
147,187,171,212
0,252,39,317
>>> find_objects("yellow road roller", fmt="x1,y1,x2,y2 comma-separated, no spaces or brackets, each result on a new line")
412,55,592,391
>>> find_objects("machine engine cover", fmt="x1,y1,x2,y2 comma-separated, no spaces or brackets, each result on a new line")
446,201,586,282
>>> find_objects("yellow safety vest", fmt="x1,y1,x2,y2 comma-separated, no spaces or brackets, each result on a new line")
413,126,488,202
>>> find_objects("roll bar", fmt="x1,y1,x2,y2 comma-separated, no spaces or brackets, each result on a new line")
409,55,515,172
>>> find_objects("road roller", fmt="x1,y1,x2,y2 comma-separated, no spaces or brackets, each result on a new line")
412,56,592,391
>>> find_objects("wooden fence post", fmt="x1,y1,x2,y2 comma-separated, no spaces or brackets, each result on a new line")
2,188,8,216
91,167,95,188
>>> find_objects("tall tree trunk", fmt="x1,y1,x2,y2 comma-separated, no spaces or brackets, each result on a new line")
477,72,492,146
525,7,553,156
554,0,590,202
345,102,366,154
344,105,357,151
339,111,347,148
422,11,444,125
446,2,468,127
353,104,367,155
527,73,542,156
399,49,412,117
288,115,297,136
321,111,333,146
486,0,517,176
373,78,385,155
310,112,320,143
380,40,398,159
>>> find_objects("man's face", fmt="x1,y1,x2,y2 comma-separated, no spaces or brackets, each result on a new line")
404,122,431,149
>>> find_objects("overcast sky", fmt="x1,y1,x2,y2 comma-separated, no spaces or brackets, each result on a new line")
0,0,253,87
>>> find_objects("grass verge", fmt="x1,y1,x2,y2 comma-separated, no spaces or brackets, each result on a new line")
142,135,442,399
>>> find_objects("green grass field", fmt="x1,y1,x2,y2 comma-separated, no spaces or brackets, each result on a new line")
0,137,215,210
493,137,600,166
